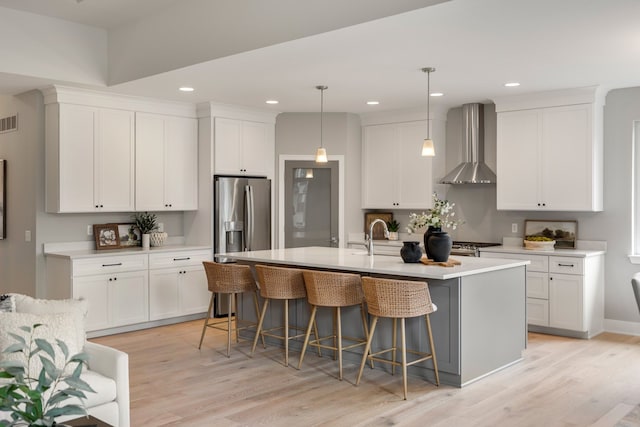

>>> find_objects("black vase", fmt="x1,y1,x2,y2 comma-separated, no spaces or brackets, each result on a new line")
400,241,423,263
428,231,452,262
423,226,441,259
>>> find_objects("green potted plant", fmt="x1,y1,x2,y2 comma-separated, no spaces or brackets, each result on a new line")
0,324,94,426
132,212,158,250
387,220,400,241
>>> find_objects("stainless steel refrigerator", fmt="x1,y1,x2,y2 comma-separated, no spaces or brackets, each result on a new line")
213,175,271,316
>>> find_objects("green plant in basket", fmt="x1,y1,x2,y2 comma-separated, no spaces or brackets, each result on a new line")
132,211,158,235
0,324,94,426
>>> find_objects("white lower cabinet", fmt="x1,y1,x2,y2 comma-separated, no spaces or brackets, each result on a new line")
148,250,211,321
480,249,604,338
45,247,212,334
67,254,149,332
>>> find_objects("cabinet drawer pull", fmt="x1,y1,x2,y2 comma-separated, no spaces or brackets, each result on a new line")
102,263,123,267
173,257,191,261
557,263,575,267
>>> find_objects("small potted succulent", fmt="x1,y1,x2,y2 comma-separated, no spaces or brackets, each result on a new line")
132,212,158,249
387,220,400,241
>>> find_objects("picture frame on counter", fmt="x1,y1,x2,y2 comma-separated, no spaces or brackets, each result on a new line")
117,223,141,247
524,219,577,249
93,224,121,250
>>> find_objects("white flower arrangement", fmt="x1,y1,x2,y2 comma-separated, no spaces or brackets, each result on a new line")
407,193,463,233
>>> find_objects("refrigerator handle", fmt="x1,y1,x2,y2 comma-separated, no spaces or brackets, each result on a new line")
245,185,254,251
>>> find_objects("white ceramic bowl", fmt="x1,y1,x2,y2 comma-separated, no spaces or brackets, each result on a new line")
524,240,555,251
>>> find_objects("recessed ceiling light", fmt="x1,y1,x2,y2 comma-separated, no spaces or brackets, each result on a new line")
367,101,380,105
179,87,194,92
430,92,444,97
504,82,520,87
265,100,279,105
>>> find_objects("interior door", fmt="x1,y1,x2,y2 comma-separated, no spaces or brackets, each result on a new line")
284,160,338,248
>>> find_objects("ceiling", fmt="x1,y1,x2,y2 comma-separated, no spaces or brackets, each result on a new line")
1,0,640,114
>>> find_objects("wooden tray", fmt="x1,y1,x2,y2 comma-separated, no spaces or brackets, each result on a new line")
420,256,461,267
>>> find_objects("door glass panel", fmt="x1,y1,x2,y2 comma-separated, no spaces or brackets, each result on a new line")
285,161,338,248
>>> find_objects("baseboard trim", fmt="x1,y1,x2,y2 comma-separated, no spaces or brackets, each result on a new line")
604,319,640,336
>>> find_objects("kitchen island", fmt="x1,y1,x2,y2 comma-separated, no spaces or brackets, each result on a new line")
223,247,529,387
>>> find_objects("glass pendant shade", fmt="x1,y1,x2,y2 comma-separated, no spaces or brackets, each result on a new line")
421,67,436,157
314,85,328,163
315,147,328,163
421,138,435,157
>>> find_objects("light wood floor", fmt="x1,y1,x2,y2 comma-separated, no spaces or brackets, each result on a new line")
92,320,640,426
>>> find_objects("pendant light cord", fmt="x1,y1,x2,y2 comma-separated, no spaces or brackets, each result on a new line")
426,70,430,139
320,87,324,149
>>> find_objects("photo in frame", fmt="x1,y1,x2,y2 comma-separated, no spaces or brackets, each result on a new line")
93,224,121,250
364,212,393,240
524,220,577,249
117,223,141,247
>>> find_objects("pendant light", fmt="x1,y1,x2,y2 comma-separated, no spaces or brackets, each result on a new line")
421,67,436,157
315,85,328,163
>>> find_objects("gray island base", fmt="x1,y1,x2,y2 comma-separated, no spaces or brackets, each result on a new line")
222,247,529,388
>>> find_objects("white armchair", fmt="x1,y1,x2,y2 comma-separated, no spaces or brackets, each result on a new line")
0,294,130,427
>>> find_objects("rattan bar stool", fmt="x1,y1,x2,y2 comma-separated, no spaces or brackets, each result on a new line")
198,261,264,357
355,276,439,400
251,264,318,367
298,270,372,380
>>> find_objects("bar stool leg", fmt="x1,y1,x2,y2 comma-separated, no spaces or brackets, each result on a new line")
226,293,233,357
284,299,290,367
401,317,408,400
360,303,373,369
337,307,343,380
251,298,270,355
426,314,440,386
253,291,266,348
392,318,397,375
356,316,379,385
234,293,240,343
297,305,318,370
198,293,215,349
332,308,338,361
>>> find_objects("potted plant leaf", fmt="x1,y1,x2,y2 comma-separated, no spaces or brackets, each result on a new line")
387,220,400,241
132,212,158,250
0,324,95,426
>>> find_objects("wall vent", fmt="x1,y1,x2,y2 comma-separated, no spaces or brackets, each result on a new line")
0,114,17,134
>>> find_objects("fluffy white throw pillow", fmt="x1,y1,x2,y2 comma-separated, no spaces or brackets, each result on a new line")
10,294,88,351
0,311,82,378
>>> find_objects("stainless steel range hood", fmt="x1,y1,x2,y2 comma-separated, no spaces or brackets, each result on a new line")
441,103,496,184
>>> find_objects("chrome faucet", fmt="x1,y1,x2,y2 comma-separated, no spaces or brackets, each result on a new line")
366,219,389,256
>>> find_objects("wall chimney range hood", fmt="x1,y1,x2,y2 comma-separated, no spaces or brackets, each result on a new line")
441,103,496,184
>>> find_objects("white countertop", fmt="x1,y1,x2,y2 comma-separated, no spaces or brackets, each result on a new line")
479,245,605,258
220,247,529,280
45,244,212,259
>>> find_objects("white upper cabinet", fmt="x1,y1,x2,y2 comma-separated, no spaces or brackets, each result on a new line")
214,117,274,177
45,103,134,213
136,112,198,211
362,121,432,209
495,87,603,212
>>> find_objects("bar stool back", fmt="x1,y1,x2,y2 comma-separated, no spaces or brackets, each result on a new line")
298,270,371,380
198,261,263,357
356,276,439,400
251,264,311,367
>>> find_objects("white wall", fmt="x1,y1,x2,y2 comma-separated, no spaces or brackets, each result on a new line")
0,7,106,88
0,92,40,294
